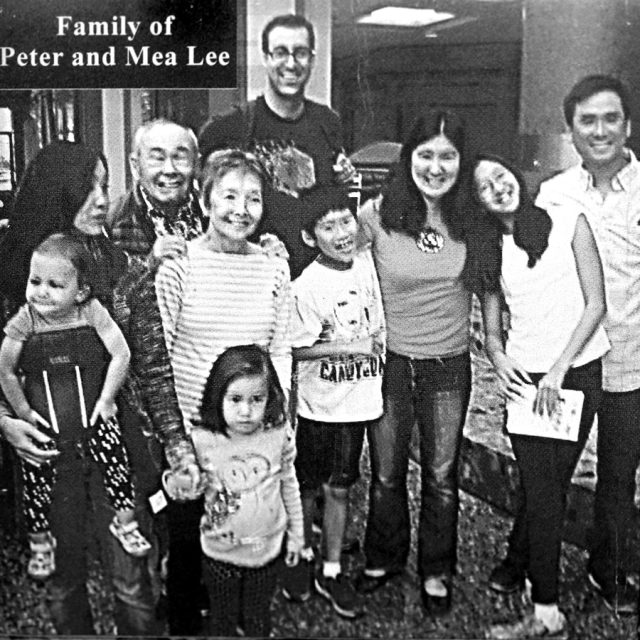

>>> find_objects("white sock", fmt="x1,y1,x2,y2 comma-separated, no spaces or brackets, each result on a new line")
424,576,448,597
534,603,563,630
323,561,341,578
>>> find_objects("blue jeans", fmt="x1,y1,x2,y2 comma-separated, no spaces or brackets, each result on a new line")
47,438,159,635
363,350,471,579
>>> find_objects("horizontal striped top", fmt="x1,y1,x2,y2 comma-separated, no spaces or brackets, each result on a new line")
155,238,292,430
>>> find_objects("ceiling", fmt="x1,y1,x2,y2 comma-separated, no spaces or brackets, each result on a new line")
331,0,523,59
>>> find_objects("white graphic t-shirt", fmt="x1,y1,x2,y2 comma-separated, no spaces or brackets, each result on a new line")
292,250,385,422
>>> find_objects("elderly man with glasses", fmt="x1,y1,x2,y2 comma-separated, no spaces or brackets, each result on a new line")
110,118,206,266
198,13,355,278
109,118,208,636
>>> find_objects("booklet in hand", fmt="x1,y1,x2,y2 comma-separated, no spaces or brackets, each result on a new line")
506,384,584,441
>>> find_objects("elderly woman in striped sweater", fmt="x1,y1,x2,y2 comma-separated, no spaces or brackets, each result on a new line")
155,149,292,634
155,149,292,429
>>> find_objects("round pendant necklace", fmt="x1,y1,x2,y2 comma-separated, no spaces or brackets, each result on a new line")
416,227,445,253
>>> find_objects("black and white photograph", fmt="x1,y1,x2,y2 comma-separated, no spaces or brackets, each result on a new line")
0,1,639,638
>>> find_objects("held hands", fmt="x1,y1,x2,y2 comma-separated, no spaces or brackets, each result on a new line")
162,463,202,502
285,537,302,567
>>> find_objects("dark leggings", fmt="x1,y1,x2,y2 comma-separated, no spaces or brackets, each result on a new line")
202,554,279,637
22,417,134,533
508,358,602,604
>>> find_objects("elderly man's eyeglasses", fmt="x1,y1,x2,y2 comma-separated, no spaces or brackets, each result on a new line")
267,46,314,64
145,151,193,169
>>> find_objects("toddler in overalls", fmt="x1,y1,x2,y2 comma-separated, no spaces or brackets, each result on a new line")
0,233,150,579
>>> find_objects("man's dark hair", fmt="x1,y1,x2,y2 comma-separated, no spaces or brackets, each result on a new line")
563,75,631,126
261,14,315,54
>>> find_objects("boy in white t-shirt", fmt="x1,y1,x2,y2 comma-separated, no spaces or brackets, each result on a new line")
286,186,385,618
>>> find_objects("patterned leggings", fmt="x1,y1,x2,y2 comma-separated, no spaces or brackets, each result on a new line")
22,417,135,534
202,554,279,637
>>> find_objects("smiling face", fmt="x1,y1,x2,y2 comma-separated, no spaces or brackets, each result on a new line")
263,25,314,99
205,168,263,251
411,134,461,202
26,252,87,320
474,159,521,220
130,122,196,209
73,161,109,236
303,207,357,265
222,374,269,437
571,90,630,173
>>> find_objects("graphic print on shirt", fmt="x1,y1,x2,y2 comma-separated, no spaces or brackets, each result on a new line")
203,453,271,545
250,139,316,198
318,286,384,384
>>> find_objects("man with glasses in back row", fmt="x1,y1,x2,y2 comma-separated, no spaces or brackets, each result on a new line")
198,13,356,279
199,12,358,607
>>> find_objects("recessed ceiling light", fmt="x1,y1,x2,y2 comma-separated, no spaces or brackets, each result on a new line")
357,7,455,28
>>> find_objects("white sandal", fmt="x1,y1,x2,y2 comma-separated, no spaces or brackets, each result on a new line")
109,517,151,557
28,533,57,580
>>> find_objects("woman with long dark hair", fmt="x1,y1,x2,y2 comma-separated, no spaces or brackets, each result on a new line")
356,110,471,614
0,141,194,636
0,142,123,312
462,154,608,638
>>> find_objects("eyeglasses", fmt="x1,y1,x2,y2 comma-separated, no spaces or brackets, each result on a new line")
144,151,194,170
267,46,314,64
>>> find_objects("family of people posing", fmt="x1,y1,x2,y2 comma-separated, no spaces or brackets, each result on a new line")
0,13,639,640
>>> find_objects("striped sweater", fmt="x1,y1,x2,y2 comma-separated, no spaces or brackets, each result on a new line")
155,238,292,430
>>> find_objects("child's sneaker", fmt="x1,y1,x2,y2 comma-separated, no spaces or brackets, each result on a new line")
314,572,359,619
28,532,56,580
109,516,151,557
281,553,314,602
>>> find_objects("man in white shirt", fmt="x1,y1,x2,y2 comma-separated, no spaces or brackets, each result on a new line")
490,75,640,616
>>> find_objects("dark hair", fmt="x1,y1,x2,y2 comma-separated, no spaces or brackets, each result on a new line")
201,148,267,210
379,110,466,241
261,14,315,54
563,74,631,126
199,345,286,437
0,141,107,302
459,153,552,296
33,233,96,295
300,185,354,236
